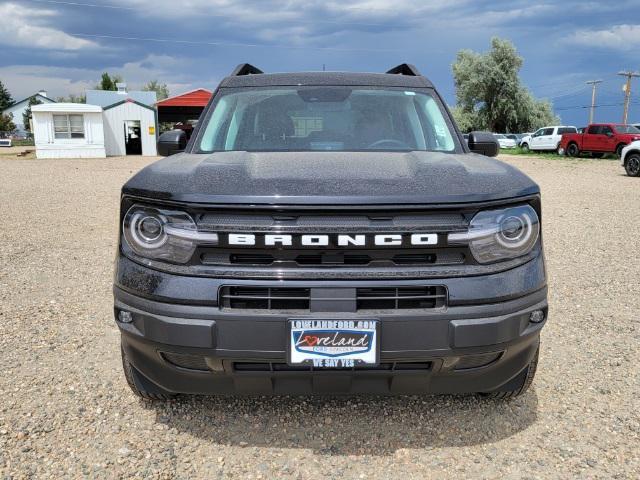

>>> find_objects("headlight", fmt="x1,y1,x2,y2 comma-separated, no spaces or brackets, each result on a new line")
123,205,218,263
448,204,539,263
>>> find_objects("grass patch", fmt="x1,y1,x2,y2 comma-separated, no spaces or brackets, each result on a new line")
500,147,618,160
11,139,35,147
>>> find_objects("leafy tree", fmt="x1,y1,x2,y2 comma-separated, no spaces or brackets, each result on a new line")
22,96,42,132
143,80,169,101
0,79,13,111
96,72,123,91
0,112,15,133
452,37,558,133
56,93,86,103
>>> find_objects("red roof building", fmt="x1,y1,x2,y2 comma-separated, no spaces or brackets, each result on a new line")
156,88,212,124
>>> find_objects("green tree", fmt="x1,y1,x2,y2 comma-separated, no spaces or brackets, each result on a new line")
22,96,42,132
96,72,123,91
0,79,13,111
56,93,86,103
0,112,15,132
143,80,169,101
452,37,558,133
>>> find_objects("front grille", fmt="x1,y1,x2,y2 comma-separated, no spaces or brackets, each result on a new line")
233,361,432,372
201,251,465,267
194,208,471,272
219,285,447,311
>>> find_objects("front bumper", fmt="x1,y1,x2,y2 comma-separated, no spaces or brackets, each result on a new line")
114,255,547,395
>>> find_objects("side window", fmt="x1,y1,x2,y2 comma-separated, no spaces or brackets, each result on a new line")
543,128,554,136
533,129,543,137
601,126,613,135
557,127,576,135
587,125,601,135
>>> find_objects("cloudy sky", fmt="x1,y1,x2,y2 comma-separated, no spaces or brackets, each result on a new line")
1,0,639,126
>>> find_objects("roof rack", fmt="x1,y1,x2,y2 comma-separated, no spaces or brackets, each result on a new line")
386,63,421,76
230,63,264,76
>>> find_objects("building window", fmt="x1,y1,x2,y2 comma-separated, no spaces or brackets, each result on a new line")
53,114,84,139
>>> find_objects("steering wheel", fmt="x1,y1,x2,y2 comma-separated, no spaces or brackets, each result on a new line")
367,139,410,149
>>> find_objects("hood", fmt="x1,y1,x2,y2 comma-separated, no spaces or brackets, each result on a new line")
122,151,539,205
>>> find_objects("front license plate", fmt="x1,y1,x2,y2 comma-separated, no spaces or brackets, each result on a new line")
288,319,378,368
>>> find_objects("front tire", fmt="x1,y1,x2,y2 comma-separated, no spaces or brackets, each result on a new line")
616,143,627,158
121,347,176,401
520,143,529,153
481,346,539,400
566,143,580,157
625,153,640,177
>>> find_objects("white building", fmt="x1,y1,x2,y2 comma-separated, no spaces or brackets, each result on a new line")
2,90,55,131
102,99,158,156
31,83,158,158
31,103,106,159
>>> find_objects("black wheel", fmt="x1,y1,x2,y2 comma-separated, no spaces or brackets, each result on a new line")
520,143,529,153
480,346,539,400
566,143,580,157
625,153,640,177
121,347,176,401
591,152,605,159
616,144,626,158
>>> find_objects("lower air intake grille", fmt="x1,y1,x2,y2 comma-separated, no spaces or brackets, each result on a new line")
356,286,447,310
219,286,447,311
233,361,432,372
161,352,209,371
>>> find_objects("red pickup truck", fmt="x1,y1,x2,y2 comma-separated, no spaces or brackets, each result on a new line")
560,123,640,158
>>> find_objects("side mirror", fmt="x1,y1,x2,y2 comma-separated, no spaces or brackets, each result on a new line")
468,131,499,157
157,130,187,157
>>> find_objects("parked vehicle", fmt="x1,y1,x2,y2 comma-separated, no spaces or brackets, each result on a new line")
559,124,640,158
519,126,577,153
494,134,517,149
621,141,640,176
115,63,546,400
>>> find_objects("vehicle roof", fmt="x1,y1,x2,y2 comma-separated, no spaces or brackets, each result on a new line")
219,71,434,89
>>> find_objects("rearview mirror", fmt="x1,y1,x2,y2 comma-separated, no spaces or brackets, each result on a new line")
157,130,187,157
467,131,499,157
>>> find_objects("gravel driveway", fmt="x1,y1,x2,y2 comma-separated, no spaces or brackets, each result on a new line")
1,154,638,479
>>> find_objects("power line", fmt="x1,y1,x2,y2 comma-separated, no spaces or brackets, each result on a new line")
555,102,626,111
69,32,406,52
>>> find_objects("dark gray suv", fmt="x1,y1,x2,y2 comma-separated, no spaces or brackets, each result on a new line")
114,63,547,400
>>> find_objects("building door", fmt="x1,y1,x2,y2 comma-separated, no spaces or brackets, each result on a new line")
124,120,142,155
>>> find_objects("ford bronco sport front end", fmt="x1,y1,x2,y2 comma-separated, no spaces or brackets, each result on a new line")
114,63,547,399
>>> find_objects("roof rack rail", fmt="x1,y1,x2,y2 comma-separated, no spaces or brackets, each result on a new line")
386,63,421,76
230,63,264,76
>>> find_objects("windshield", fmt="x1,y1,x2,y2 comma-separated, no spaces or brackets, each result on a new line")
197,87,457,153
614,125,640,134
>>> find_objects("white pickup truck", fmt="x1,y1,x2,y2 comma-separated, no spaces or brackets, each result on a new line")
520,126,577,153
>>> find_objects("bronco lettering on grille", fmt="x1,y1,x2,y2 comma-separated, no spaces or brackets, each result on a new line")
226,233,438,247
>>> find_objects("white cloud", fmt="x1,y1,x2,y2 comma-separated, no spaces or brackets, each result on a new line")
0,3,97,50
0,55,200,101
565,24,640,51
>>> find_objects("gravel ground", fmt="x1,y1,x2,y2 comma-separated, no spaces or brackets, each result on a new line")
1,154,639,479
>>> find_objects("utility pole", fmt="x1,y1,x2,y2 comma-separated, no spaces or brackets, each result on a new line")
618,71,640,124
586,80,602,124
